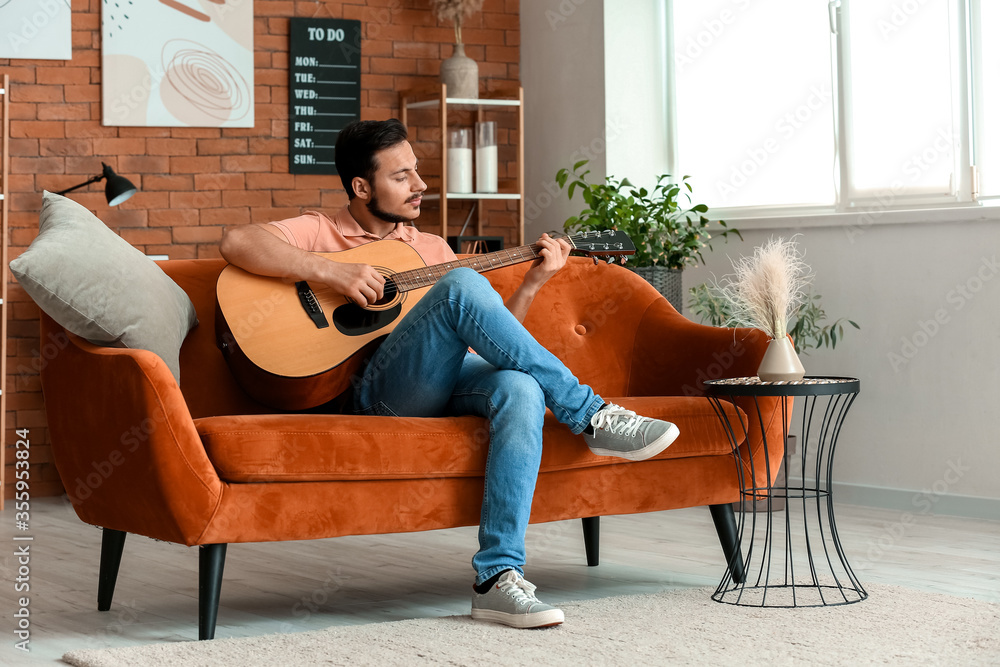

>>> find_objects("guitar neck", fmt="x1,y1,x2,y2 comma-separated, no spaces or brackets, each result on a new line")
390,243,545,293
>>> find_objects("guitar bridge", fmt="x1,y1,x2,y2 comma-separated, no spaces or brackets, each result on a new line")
296,281,329,329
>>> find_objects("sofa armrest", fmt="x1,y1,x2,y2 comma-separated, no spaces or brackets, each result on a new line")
40,314,224,546
628,299,785,488
628,298,768,397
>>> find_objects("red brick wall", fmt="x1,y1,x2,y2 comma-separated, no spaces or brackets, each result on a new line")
1,0,521,499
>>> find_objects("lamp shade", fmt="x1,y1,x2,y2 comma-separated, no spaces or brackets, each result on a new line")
54,162,138,206
102,163,137,206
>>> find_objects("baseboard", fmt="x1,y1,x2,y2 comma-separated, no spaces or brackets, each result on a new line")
787,478,1000,522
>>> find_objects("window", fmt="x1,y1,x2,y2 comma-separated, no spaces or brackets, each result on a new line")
973,0,1000,198
667,0,997,217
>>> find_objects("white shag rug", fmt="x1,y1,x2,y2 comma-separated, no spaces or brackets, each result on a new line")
62,584,999,666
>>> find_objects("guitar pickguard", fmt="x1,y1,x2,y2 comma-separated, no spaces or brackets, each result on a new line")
332,302,403,336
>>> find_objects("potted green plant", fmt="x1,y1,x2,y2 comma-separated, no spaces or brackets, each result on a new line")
556,160,739,311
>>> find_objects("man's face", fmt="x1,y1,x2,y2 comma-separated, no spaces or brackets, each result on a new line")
365,141,426,224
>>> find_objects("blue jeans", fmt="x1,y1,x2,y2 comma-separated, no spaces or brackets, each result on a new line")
353,268,605,585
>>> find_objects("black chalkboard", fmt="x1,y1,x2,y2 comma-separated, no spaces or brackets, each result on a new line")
288,18,361,175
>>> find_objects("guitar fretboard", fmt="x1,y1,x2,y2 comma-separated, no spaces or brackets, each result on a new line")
388,242,548,294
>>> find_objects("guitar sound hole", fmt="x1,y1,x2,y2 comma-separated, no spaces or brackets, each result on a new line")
332,302,403,336
373,278,399,307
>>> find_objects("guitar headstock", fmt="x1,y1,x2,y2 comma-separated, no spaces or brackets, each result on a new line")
568,229,636,258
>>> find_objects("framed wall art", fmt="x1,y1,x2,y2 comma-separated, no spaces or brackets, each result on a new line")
0,0,72,60
102,0,254,127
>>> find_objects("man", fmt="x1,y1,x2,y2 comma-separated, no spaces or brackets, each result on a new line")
220,119,680,629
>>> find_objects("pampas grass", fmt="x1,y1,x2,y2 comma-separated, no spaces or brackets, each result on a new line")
429,0,484,44
716,237,812,340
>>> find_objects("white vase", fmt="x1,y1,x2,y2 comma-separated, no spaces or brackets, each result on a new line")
757,337,805,382
440,43,479,99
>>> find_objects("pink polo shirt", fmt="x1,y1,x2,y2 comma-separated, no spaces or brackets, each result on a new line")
269,207,457,266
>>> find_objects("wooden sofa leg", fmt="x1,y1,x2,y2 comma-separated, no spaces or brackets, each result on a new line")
581,516,600,566
97,528,127,611
709,504,745,584
198,544,228,640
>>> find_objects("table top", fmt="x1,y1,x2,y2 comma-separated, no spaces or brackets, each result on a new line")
703,376,860,397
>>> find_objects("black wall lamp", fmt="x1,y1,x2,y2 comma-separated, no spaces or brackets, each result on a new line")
56,162,138,206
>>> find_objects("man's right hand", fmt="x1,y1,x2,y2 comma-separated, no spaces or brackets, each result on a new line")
320,261,385,306
221,223,387,307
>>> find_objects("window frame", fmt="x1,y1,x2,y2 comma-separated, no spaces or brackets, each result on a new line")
663,0,998,228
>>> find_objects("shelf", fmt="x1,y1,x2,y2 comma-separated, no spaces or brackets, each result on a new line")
399,83,524,246
423,193,521,201
405,97,520,110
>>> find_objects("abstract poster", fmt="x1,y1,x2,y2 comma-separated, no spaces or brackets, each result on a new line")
102,0,254,127
0,0,73,60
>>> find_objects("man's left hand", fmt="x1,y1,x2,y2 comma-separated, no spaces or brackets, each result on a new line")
504,233,572,322
523,233,571,288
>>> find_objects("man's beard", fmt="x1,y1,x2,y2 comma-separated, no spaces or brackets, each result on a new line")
366,188,418,224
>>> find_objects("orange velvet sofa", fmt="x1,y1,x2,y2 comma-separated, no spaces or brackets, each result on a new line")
40,256,783,640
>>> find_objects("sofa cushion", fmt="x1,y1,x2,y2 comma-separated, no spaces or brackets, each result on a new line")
9,192,198,382
195,396,745,483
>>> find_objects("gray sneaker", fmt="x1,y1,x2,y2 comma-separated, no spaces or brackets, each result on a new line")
583,403,680,461
471,570,565,628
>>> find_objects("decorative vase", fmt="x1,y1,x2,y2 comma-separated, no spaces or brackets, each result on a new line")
440,43,479,99
757,336,805,382
631,265,684,314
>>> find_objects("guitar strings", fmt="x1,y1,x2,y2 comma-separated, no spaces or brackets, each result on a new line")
380,231,622,299
386,243,544,297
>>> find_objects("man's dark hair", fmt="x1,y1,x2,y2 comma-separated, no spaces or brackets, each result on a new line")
335,119,409,199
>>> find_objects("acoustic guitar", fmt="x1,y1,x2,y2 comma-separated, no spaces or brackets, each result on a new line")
215,230,635,410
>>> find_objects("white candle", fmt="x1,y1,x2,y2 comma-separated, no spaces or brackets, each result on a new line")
447,147,473,193
476,145,498,193
476,121,498,193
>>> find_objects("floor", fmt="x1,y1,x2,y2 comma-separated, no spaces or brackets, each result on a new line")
1,496,998,665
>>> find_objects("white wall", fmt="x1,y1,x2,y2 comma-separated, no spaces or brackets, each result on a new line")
686,216,1000,513
522,1,1000,515
521,0,670,233
521,0,606,237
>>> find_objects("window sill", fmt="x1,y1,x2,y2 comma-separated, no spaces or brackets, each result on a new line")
714,199,1000,232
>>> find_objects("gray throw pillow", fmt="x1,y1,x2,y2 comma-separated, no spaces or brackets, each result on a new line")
9,192,198,383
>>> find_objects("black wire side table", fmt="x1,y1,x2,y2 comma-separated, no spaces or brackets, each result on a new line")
704,376,866,607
